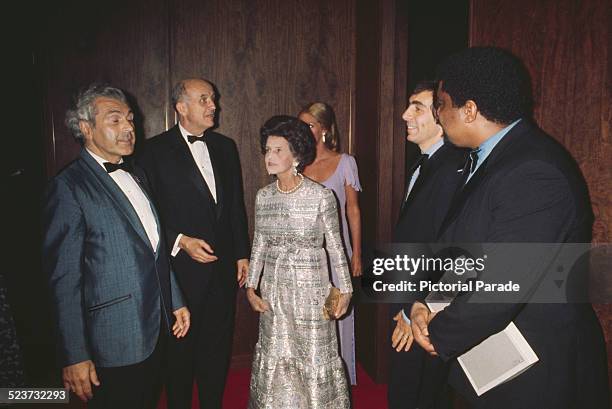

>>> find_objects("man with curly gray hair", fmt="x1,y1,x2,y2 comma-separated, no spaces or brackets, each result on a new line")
43,83,190,409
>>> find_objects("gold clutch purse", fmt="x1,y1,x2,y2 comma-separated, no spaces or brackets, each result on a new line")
323,287,341,320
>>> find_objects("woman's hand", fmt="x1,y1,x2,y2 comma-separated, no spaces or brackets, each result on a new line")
333,292,352,319
246,287,270,313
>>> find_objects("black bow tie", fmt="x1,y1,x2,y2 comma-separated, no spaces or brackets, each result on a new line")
104,161,132,173
187,134,205,144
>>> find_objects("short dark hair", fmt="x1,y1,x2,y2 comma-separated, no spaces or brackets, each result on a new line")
260,115,316,173
436,47,533,125
412,80,438,95
411,80,438,119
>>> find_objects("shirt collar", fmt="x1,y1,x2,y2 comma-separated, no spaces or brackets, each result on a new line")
179,123,204,142
85,148,124,170
422,138,444,157
474,118,522,167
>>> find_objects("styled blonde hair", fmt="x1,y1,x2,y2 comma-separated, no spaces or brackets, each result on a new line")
300,102,340,152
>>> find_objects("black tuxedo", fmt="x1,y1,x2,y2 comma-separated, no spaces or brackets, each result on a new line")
388,142,466,409
137,125,249,409
431,120,609,408
395,142,466,243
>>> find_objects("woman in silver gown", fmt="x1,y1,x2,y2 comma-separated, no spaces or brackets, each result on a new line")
246,115,353,409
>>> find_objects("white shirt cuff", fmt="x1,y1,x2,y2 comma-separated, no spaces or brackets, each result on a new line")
171,233,184,257
401,309,411,324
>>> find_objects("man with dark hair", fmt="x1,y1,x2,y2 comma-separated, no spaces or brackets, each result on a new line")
411,47,609,408
43,83,190,409
137,78,250,409
388,80,465,409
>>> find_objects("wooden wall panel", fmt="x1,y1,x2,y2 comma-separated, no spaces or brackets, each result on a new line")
41,0,169,176
38,0,411,378
354,0,409,383
169,0,356,365
470,0,611,387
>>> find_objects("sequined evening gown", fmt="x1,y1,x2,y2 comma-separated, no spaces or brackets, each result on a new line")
246,178,352,409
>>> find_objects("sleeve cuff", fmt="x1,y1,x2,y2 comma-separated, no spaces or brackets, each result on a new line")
171,233,183,257
401,309,411,324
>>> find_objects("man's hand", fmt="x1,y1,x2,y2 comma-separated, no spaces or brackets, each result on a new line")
333,293,352,319
391,310,414,352
236,259,249,287
179,235,218,264
172,307,190,338
62,360,100,402
351,255,363,277
410,302,437,355
246,288,270,313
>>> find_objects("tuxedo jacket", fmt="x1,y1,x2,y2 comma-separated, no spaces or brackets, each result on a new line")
388,142,465,409
136,126,249,293
391,142,466,306
394,142,466,243
43,149,184,368
430,119,609,408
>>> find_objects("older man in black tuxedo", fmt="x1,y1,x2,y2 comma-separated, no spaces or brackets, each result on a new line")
138,78,250,409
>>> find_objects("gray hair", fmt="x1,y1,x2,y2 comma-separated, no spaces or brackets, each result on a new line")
65,84,128,141
171,80,187,109
170,78,213,110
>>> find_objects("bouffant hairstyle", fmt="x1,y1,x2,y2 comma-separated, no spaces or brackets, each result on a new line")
299,102,340,152
260,115,316,173
436,46,533,125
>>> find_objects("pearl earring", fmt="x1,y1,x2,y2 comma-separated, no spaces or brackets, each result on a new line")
292,161,299,176
322,132,327,143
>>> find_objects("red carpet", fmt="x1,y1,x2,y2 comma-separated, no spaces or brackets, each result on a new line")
156,363,387,409
63,364,386,409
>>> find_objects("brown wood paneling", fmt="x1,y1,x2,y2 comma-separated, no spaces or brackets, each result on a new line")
169,0,356,366
354,0,382,383
38,0,412,379
470,0,611,388
354,0,409,383
41,0,169,176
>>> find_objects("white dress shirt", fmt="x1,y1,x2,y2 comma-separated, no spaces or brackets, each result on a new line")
170,124,218,257
86,149,159,251
405,138,445,199
179,123,217,202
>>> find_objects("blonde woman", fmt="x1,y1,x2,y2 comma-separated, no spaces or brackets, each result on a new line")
299,102,361,385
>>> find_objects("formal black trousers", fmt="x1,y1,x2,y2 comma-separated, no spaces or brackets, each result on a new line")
387,308,451,409
89,314,167,409
164,273,236,409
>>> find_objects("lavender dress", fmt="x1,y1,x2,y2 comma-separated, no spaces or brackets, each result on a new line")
321,153,361,385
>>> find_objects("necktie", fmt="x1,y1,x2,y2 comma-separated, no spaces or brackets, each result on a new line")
409,153,429,175
459,148,481,185
104,161,132,173
402,153,429,204
187,134,205,143
466,148,480,174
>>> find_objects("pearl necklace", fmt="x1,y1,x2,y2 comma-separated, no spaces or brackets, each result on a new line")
276,173,304,194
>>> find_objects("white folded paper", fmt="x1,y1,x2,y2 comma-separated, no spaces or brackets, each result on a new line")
425,295,538,396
